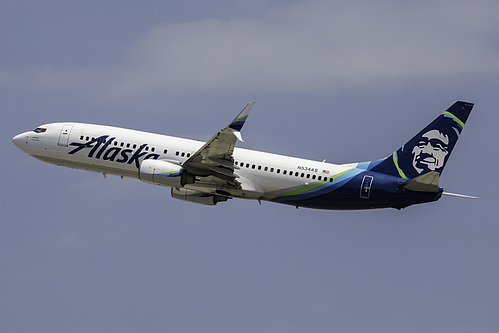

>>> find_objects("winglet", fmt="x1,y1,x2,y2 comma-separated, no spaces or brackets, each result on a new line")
229,102,256,142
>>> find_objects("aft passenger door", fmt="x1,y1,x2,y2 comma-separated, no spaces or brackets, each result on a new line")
360,175,374,199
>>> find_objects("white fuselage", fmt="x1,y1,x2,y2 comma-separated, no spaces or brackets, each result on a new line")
13,122,354,201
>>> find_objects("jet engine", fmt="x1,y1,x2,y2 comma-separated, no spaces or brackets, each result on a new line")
139,159,195,187
171,188,229,206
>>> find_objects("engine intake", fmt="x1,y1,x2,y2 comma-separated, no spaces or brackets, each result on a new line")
139,159,195,188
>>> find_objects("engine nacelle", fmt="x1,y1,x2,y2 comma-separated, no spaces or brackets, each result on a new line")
139,159,195,187
171,188,229,206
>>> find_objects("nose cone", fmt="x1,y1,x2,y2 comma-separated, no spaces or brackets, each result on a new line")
12,133,28,151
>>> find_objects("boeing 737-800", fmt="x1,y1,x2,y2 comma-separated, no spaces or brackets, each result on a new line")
12,101,476,210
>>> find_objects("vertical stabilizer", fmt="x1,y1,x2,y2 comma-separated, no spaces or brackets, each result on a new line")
370,101,474,179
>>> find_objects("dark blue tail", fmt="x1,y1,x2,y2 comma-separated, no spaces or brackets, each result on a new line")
370,101,474,179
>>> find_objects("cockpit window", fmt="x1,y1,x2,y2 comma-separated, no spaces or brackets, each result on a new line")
33,127,47,133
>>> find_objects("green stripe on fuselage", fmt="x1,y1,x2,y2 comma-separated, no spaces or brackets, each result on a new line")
277,180,326,197
277,168,353,198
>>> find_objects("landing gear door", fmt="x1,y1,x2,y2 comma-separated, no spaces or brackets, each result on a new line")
360,175,374,199
58,125,73,147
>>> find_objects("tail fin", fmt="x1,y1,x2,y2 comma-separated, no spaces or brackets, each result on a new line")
370,101,474,179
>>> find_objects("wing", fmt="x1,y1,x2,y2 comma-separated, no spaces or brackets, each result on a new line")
181,102,256,190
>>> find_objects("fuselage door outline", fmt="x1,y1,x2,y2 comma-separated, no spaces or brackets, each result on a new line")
360,175,374,199
58,125,73,147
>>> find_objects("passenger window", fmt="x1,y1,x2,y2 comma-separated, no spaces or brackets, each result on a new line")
258,166,262,170
145,146,149,151
181,152,185,157
163,149,168,154
133,144,137,149
283,170,287,175
277,169,280,174
301,173,305,177
295,172,299,176
329,178,333,182
246,163,250,168
176,151,179,156
264,167,268,172
80,135,84,140
86,136,90,141
152,147,155,152
126,143,130,148
318,176,322,181
252,164,255,169
270,168,274,172
306,174,310,178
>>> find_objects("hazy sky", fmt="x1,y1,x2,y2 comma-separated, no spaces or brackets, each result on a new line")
2,1,499,332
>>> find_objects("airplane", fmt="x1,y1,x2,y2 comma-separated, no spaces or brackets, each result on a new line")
12,101,477,210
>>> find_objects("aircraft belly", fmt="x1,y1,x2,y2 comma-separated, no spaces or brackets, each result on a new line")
31,154,138,178
289,191,440,210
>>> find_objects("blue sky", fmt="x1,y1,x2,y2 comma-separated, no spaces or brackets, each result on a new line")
2,1,499,332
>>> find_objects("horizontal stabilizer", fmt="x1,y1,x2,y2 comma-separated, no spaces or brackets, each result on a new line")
401,171,440,192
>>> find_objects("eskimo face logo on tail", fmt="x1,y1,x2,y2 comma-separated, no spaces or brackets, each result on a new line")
369,101,472,180
68,135,160,168
411,129,449,174
401,114,463,178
